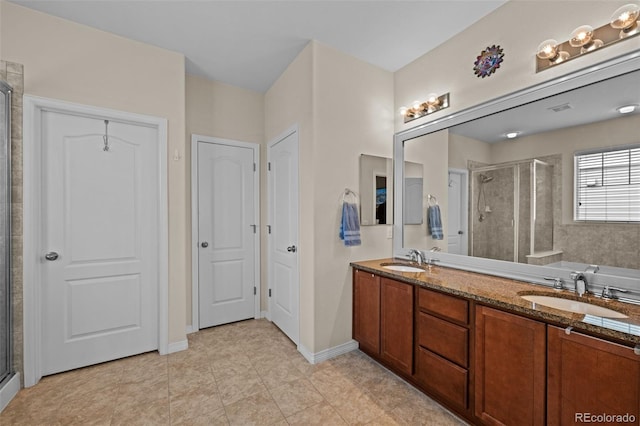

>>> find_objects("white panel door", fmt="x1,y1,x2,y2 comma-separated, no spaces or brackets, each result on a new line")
447,169,468,255
197,141,256,328
41,111,159,376
268,129,299,344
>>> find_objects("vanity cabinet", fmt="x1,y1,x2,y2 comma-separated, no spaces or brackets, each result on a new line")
352,265,640,426
353,269,380,355
352,271,413,373
475,306,546,426
380,277,414,375
547,326,640,425
415,287,470,412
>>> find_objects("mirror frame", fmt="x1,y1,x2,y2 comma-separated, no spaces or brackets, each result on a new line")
393,50,640,294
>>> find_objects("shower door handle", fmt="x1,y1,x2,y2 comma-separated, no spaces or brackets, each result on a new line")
45,251,59,261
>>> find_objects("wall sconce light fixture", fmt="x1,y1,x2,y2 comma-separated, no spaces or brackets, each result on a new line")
536,3,640,72
400,93,450,123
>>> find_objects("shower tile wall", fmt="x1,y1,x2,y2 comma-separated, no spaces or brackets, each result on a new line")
0,61,24,384
472,167,516,262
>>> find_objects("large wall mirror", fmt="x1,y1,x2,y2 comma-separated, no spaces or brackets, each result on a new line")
393,51,640,292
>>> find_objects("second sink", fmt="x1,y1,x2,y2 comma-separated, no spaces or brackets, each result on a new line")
382,264,425,273
521,294,628,319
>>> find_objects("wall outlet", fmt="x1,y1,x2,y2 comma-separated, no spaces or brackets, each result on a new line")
386,226,393,239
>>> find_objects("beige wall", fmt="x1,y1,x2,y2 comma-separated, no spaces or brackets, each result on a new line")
404,130,449,251
395,1,640,133
264,43,315,350
185,74,264,325
449,133,491,170
312,42,394,351
265,41,394,353
0,1,188,344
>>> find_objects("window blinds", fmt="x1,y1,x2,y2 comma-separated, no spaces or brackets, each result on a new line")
574,146,640,222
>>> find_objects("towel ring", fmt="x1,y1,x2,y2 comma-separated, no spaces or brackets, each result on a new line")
428,194,438,206
343,188,359,204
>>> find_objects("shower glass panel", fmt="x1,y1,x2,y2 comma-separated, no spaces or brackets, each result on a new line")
0,80,11,386
470,158,553,264
533,160,554,254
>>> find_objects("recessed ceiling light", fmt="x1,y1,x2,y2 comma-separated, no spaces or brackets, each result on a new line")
506,132,520,139
617,104,638,114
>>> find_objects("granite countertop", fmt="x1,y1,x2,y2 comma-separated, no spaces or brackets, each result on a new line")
351,258,640,345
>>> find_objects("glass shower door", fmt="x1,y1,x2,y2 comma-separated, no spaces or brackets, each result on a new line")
0,80,12,385
471,166,517,262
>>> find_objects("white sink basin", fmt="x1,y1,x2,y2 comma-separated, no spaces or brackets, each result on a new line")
521,295,628,319
382,264,425,273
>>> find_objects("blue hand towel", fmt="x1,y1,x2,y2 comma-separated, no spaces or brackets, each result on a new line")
339,202,361,246
428,205,444,240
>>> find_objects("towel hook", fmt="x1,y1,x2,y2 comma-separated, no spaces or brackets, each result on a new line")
428,194,438,206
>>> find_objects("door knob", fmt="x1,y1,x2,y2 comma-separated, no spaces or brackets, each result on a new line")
458,230,464,235
45,252,59,261
201,242,209,248
287,245,297,253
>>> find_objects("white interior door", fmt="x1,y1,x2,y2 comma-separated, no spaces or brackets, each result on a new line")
447,169,468,255
268,128,299,344
41,110,159,376
196,139,258,328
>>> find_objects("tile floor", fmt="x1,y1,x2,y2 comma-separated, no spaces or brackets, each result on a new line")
0,319,467,425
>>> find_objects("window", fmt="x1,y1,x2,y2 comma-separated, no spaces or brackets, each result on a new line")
574,145,640,222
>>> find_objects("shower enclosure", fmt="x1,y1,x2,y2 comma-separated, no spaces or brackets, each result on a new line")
470,159,553,263
0,79,12,388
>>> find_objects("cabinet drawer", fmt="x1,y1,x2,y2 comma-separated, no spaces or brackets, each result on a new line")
415,347,468,410
417,312,468,368
418,287,468,324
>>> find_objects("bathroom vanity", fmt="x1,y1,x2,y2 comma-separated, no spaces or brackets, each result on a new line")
351,259,640,425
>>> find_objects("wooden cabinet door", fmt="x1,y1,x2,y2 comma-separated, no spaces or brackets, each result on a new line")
547,326,640,425
380,278,413,375
475,306,546,426
353,270,380,355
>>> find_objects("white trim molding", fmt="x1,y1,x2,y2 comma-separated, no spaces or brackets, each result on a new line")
167,339,189,354
22,95,169,386
298,340,359,365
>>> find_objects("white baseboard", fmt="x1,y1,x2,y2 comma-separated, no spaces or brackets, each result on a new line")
0,373,21,413
260,310,271,321
167,339,188,354
298,339,359,364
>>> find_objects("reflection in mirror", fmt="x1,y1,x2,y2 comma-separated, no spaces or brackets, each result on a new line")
400,66,640,275
359,154,393,225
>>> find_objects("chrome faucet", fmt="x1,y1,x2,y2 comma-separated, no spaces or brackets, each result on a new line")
571,272,588,297
601,285,628,300
544,277,564,290
408,249,425,265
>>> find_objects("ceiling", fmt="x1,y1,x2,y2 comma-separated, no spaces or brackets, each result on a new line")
9,0,506,93
450,69,640,143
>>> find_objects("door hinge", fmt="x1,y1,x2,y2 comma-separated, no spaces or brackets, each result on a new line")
269,288,272,297
267,225,271,234
253,163,256,172
268,162,271,171
250,224,257,233
254,286,257,295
